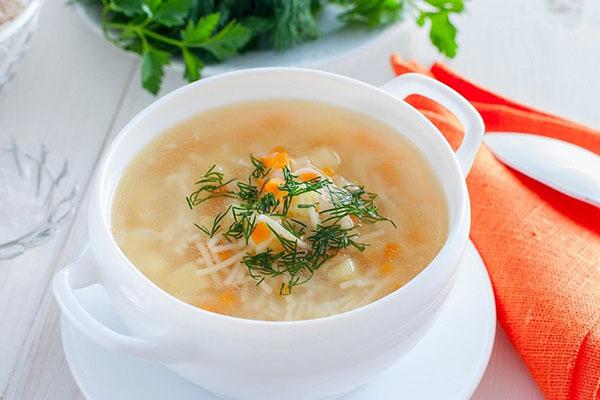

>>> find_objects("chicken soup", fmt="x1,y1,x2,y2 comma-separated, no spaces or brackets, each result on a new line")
111,100,448,321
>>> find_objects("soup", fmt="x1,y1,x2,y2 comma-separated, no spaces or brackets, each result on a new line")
111,100,448,321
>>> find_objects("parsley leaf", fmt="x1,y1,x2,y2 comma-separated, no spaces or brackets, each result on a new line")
416,0,463,57
111,0,145,17
417,11,457,57
141,47,171,94
181,12,221,43
334,0,403,28
182,48,203,81
199,20,252,61
154,0,194,27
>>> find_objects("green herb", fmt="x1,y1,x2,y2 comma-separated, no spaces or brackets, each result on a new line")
185,165,235,209
195,205,231,238
188,154,395,294
81,0,465,94
242,223,368,295
333,0,403,27
222,206,257,244
278,167,329,215
415,0,464,58
321,184,396,227
250,155,271,179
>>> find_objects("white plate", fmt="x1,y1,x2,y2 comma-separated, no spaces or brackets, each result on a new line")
60,241,496,400
75,3,410,75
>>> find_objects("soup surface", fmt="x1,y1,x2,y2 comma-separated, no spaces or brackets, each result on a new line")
112,100,448,321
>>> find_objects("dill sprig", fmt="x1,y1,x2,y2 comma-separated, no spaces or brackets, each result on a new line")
186,165,235,209
321,184,397,227
222,205,257,244
278,167,329,215
242,249,285,284
195,205,231,238
250,155,271,179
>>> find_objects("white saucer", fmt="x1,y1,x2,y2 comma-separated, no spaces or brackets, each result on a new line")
61,241,496,400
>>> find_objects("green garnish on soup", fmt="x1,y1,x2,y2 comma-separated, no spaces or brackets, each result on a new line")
187,151,396,294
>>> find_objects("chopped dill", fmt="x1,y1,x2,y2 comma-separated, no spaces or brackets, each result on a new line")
250,156,271,179
278,167,329,215
321,184,397,227
186,165,235,209
195,205,231,238
187,154,395,294
222,206,257,244
281,218,307,238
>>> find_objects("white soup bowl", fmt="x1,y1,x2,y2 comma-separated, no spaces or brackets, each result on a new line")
54,68,483,400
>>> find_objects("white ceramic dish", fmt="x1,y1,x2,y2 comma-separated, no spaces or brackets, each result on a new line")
54,68,484,400
75,3,410,75
0,0,42,91
61,241,496,400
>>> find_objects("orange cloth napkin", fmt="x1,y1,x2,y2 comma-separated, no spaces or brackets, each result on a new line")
390,56,600,400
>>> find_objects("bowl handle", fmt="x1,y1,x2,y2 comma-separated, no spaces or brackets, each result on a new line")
380,73,484,176
53,246,193,362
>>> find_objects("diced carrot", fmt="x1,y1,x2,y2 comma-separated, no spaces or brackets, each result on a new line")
299,171,319,182
384,243,400,259
263,178,286,199
251,222,271,244
218,289,240,308
262,151,289,169
322,167,335,177
218,250,233,260
378,262,395,276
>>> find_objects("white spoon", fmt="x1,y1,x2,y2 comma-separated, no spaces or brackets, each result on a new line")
484,132,600,208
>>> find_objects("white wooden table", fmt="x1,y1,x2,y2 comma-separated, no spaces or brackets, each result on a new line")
1,0,599,398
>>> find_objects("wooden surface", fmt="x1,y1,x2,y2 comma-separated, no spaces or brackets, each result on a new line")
1,0,599,398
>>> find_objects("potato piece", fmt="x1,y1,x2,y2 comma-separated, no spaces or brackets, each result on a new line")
163,262,211,295
327,258,357,282
308,147,340,169
290,156,312,170
289,191,321,220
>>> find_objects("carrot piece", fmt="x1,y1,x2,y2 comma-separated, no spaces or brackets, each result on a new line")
299,171,319,182
384,243,400,259
262,151,289,169
218,289,239,308
263,178,285,199
251,222,271,244
218,250,233,260
322,167,335,177
378,262,395,276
